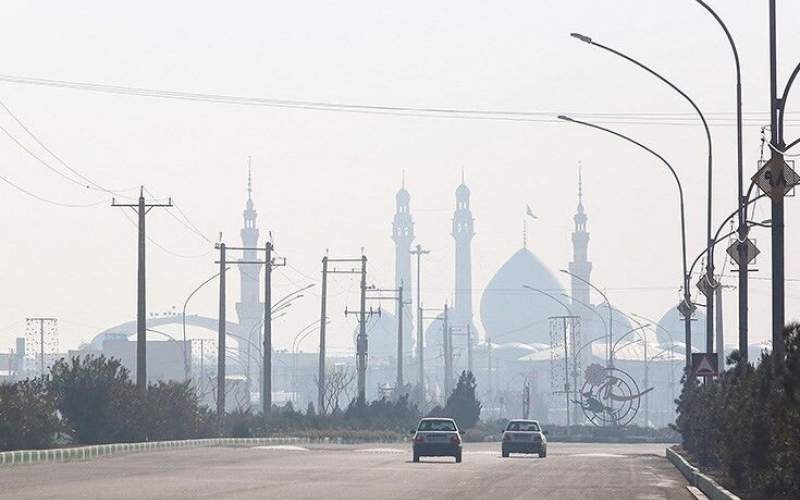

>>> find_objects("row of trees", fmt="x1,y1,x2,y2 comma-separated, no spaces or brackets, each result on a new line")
673,323,800,499
1,355,484,451
1,355,214,451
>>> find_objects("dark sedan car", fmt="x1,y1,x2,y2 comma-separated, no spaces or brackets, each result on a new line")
501,419,547,458
410,417,463,463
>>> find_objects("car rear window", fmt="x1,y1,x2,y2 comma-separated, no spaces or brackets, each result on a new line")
507,421,540,432
418,420,457,432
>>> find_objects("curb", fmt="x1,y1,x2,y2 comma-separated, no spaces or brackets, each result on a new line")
666,448,741,500
0,437,304,467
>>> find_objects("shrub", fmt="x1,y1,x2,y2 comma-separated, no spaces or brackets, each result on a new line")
673,323,800,498
48,355,144,444
0,377,60,451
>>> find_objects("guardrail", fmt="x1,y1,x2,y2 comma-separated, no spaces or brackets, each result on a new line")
666,447,741,500
0,437,306,467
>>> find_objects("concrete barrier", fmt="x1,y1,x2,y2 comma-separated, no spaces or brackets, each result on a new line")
666,448,741,500
0,437,305,467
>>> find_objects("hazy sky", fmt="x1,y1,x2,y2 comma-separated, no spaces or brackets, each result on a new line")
1,0,799,355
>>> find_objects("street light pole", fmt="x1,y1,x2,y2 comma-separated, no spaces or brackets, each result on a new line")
694,0,748,363
560,269,613,368
570,33,715,357
557,115,693,370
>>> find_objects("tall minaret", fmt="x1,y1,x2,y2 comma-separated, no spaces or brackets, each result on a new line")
236,164,263,366
392,174,415,358
452,172,475,331
569,165,592,309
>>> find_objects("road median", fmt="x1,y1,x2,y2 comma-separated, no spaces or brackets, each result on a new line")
666,447,741,500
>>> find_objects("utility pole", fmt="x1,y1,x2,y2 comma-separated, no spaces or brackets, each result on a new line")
216,241,282,416
216,243,227,424
318,256,328,414
112,186,172,390
522,379,530,419
487,337,493,418
551,315,577,438
263,241,286,416
410,244,429,408
320,256,369,410
442,304,452,397
466,323,473,375
367,285,410,392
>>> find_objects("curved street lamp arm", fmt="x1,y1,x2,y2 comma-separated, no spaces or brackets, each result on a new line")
689,218,770,278
785,136,800,153
612,325,650,353
571,31,715,285
560,292,608,340
558,115,689,290
182,268,229,380
573,335,607,359
778,59,800,141
522,285,573,317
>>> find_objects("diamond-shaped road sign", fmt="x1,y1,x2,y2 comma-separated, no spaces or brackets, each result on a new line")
677,300,697,319
696,274,718,297
691,353,718,377
726,238,760,267
752,158,800,200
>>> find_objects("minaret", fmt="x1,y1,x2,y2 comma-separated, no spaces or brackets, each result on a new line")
569,165,592,309
236,164,263,377
452,172,475,331
392,173,415,360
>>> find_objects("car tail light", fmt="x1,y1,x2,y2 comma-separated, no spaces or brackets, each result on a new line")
450,435,461,445
413,434,425,443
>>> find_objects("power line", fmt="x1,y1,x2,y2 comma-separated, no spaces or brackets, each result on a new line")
1,73,794,127
0,173,107,207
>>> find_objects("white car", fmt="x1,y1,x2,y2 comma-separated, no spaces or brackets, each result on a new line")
501,419,547,458
410,417,463,463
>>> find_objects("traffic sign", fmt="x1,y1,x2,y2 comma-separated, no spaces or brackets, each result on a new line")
696,274,717,297
752,158,799,200
677,299,697,319
691,353,718,377
726,238,760,267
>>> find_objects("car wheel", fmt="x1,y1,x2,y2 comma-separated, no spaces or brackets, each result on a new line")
455,452,462,463
539,450,547,458
502,450,509,458
413,452,420,463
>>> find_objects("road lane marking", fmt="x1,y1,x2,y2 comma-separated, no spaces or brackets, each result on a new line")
568,453,626,458
250,445,310,452
355,448,405,453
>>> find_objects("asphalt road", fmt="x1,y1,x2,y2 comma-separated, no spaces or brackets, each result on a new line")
0,442,696,500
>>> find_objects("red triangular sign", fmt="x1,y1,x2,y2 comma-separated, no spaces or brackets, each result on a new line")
695,356,715,376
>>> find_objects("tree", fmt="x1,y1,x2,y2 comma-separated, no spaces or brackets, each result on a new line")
442,371,482,429
48,355,144,444
0,377,60,451
315,366,355,415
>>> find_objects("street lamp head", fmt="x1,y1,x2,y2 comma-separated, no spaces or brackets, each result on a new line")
570,32,593,44
557,115,574,122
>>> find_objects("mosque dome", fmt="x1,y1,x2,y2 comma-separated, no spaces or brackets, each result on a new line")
479,247,565,345
656,304,707,352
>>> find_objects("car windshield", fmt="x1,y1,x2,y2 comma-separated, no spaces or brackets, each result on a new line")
507,421,540,432
418,420,457,432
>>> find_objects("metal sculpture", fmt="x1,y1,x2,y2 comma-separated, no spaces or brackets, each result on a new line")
576,363,653,427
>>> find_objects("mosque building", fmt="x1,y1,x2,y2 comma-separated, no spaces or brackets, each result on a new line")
387,168,689,426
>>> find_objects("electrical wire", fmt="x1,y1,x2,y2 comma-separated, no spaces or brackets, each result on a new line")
0,73,793,127
0,173,108,207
